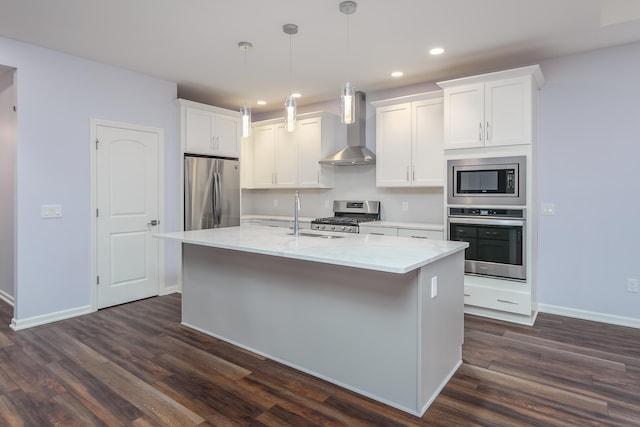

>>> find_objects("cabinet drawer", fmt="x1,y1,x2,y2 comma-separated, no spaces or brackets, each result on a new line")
464,284,530,315
359,226,398,236
397,228,442,240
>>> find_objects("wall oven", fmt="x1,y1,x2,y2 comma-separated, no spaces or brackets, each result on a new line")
447,156,526,206
448,207,526,281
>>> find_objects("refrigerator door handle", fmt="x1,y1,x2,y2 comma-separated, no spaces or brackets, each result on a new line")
214,172,222,226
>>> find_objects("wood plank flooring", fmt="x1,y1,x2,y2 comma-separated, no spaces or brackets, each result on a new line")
0,294,639,426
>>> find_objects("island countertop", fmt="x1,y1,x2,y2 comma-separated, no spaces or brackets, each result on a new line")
155,224,467,274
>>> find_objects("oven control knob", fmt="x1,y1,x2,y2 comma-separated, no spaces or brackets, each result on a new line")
341,226,346,231
321,225,327,230
330,225,336,231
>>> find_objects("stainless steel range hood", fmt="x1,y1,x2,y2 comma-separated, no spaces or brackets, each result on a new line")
319,91,376,166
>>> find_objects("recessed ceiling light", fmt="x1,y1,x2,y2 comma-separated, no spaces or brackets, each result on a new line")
292,93,301,98
391,71,404,77
257,100,267,105
430,47,445,55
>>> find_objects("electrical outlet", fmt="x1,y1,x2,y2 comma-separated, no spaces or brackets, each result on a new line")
542,203,555,215
627,278,639,293
431,276,438,299
401,201,409,211
324,200,330,209
273,199,278,207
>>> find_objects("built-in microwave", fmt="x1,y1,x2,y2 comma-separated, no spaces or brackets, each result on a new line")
447,156,526,206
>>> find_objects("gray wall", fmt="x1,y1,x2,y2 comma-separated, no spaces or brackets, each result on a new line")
0,36,180,322
537,43,640,319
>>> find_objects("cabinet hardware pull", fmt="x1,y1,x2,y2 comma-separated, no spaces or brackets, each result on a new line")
406,166,410,181
410,236,428,239
464,293,471,297
486,122,490,142
479,122,483,141
412,165,415,181
371,232,384,235
497,299,518,305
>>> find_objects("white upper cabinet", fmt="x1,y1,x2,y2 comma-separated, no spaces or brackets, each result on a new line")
245,112,335,189
374,93,444,187
438,65,544,150
179,99,241,158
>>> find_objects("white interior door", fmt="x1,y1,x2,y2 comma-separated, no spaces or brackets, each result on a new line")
96,124,160,309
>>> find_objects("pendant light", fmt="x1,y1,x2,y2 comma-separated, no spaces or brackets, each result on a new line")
238,41,253,138
283,23,298,132
340,1,357,124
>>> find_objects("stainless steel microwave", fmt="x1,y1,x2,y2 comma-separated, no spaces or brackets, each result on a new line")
447,156,526,206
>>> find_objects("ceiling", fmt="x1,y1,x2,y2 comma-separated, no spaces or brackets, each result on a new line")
1,0,640,113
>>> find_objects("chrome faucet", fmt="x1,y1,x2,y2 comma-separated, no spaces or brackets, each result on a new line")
294,191,301,236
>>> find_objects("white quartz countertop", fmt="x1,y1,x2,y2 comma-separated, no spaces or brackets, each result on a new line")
155,224,467,274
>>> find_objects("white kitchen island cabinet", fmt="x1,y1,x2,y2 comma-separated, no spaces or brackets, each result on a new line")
155,225,467,416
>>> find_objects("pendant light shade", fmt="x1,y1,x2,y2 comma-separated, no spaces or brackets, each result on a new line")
340,1,357,124
285,95,297,133
341,81,355,124
240,103,251,138
238,41,253,138
283,23,298,132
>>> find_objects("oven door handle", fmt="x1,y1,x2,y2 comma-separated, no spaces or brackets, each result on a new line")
448,217,525,227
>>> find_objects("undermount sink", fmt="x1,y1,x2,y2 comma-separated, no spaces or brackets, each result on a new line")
287,232,344,239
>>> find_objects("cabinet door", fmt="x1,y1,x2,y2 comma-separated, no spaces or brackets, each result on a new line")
214,113,241,157
185,107,215,155
376,103,412,187
240,137,253,189
275,124,298,187
412,98,444,186
297,117,322,187
485,76,532,147
252,125,277,188
443,83,485,149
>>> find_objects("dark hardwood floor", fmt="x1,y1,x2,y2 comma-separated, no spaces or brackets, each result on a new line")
0,294,639,426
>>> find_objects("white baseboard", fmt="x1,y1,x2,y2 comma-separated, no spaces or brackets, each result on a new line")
538,304,640,329
0,289,14,306
10,305,94,331
161,284,181,295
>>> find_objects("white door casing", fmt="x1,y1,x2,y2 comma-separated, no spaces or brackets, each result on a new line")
91,120,164,310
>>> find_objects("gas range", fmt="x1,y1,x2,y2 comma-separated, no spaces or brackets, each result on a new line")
311,201,380,233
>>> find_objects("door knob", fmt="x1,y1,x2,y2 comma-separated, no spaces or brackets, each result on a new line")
148,219,159,226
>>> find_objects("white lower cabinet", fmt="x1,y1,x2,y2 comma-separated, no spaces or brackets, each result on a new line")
359,225,444,239
358,225,398,236
244,112,335,189
463,283,531,316
397,228,443,240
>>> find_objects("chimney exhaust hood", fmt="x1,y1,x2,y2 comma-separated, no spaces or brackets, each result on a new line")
319,91,375,166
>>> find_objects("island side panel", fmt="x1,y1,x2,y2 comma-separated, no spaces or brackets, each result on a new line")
181,243,421,414
418,250,465,413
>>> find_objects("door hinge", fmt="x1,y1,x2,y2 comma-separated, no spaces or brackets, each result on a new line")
95,139,99,149
97,276,100,285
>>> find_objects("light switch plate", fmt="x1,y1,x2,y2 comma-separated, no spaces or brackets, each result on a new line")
401,201,409,211
41,204,63,218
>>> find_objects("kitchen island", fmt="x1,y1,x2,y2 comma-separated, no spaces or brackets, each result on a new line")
155,224,467,416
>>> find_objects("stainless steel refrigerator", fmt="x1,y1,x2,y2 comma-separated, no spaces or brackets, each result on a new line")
184,155,240,231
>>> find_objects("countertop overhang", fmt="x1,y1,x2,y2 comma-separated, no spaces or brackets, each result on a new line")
155,224,467,274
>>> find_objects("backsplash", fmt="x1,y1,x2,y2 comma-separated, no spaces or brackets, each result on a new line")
242,165,444,224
